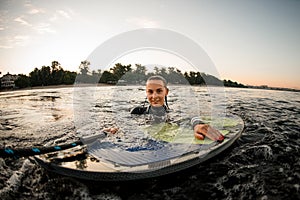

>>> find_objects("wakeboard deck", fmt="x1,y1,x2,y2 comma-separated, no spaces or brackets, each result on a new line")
34,114,244,181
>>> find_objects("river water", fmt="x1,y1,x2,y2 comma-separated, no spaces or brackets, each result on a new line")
0,86,299,200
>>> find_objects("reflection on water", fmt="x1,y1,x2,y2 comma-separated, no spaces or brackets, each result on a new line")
0,86,299,199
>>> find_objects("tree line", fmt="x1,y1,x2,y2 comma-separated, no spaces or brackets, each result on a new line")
11,60,246,88
14,61,77,88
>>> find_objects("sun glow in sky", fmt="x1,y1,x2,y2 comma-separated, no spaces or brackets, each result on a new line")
0,0,299,89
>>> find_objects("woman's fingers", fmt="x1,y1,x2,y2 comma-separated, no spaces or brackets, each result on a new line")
194,132,205,140
194,124,207,140
102,127,119,134
102,128,111,132
110,127,119,134
202,128,217,141
207,126,224,142
194,124,224,142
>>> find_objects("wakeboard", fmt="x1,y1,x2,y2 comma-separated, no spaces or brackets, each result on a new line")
34,113,244,181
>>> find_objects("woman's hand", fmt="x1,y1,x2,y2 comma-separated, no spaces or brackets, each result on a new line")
102,127,119,134
194,124,224,142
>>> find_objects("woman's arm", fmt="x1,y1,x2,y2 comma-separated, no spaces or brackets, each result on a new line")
191,117,224,142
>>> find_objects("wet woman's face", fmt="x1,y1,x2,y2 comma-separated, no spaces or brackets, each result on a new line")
146,80,168,107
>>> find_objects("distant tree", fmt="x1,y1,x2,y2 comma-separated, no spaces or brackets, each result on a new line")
121,64,147,84
51,61,64,85
62,71,77,84
54,68,64,85
79,60,90,75
182,71,208,85
110,63,132,80
15,74,30,88
40,66,51,86
134,64,147,75
29,68,42,86
76,60,93,83
184,71,196,84
92,69,101,83
195,72,204,85
28,61,78,86
223,79,246,88
154,66,160,75
22,61,246,89
201,73,222,85
166,67,187,84
99,71,117,84
51,61,60,71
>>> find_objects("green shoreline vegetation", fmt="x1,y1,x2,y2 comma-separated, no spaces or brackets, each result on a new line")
0,60,299,92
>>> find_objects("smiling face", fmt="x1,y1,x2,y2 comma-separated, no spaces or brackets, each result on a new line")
146,79,169,107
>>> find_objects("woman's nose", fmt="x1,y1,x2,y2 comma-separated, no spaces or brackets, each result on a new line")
151,92,158,98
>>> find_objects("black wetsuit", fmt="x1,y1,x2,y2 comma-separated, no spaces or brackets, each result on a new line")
130,105,169,124
130,105,203,127
130,105,168,115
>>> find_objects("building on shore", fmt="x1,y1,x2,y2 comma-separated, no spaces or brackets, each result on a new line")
0,72,19,88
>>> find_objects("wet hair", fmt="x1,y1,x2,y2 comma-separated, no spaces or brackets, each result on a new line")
146,75,170,110
146,75,168,88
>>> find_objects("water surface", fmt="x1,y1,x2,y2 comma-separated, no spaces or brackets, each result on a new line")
0,86,299,199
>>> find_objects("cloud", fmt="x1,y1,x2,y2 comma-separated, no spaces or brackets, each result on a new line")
14,16,31,26
28,8,45,15
0,45,12,49
13,35,30,45
126,17,160,28
50,9,74,21
34,23,56,34
0,4,74,49
57,10,71,19
24,2,45,15
0,35,30,49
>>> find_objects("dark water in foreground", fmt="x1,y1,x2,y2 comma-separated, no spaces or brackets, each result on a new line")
0,86,299,200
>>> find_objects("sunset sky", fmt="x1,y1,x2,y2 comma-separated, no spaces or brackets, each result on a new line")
0,0,299,89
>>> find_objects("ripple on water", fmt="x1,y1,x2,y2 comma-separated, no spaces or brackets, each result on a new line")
0,87,300,199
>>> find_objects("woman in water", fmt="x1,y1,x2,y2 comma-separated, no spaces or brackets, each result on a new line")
131,75,224,142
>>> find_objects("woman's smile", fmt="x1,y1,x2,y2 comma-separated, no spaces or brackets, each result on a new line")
146,80,168,107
